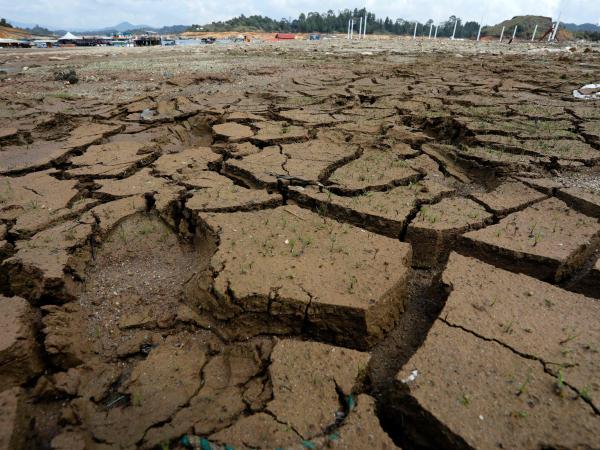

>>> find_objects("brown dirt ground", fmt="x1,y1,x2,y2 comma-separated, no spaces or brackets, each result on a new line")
0,37,599,450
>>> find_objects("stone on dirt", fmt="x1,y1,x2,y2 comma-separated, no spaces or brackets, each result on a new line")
0,388,27,450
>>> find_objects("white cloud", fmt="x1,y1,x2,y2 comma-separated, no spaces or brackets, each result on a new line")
1,0,598,29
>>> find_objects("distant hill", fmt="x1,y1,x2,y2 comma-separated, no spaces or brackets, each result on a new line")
562,22,600,32
0,24,32,39
483,15,553,38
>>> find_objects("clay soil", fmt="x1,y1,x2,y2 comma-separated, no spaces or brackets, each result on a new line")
1,37,600,450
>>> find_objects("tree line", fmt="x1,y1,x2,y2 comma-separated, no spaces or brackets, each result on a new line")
190,9,482,38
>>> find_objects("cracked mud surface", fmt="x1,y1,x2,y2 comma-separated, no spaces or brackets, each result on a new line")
1,39,599,449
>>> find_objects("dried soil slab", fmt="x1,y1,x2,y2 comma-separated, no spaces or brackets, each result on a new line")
581,120,600,144
65,141,157,178
72,334,208,448
252,121,309,144
282,139,360,182
0,388,26,450
328,149,419,193
0,171,80,238
461,198,600,282
212,122,254,141
188,205,411,348
223,146,286,187
210,340,396,449
95,168,184,216
290,181,453,238
395,320,600,450
278,109,338,125
406,197,492,268
442,253,600,411
186,175,282,213
515,176,564,195
0,296,43,387
1,123,123,175
471,181,547,216
267,339,369,439
151,146,222,185
557,187,600,218
4,220,92,302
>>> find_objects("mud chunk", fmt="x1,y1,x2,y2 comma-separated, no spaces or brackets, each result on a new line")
188,205,411,348
279,109,337,125
557,186,600,218
0,388,27,450
396,320,600,450
42,303,92,368
80,196,146,236
515,176,563,195
442,253,600,411
0,171,80,238
0,123,122,175
185,174,282,213
394,254,600,449
151,146,221,182
290,181,453,238
406,197,491,268
0,296,43,387
5,220,92,302
210,413,299,449
461,198,600,282
268,339,369,439
65,141,157,178
311,395,399,449
471,181,547,216
213,122,254,141
223,146,287,187
328,149,419,193
73,334,207,448
253,120,309,143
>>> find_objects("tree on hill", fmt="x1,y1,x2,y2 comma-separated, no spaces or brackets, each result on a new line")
0,18,13,28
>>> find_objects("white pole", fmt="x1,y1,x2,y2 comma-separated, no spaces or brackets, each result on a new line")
512,25,518,41
363,14,367,38
434,23,439,39
551,21,561,41
499,26,505,42
548,22,555,41
531,24,538,41
451,20,458,39
347,19,350,39
350,19,354,40
413,22,418,39
477,24,482,41
358,17,363,39
429,23,433,39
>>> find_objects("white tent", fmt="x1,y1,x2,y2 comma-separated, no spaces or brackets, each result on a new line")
58,32,82,40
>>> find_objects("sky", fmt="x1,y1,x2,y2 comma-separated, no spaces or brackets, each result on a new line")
2,0,599,30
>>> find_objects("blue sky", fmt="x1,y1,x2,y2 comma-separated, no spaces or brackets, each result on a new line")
2,0,599,29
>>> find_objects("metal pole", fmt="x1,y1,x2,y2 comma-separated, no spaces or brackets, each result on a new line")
551,21,560,41
511,25,518,41
358,17,363,39
363,14,367,38
429,23,433,39
548,22,554,41
350,19,354,40
451,20,458,39
434,23,439,39
531,24,538,41
413,22,418,39
499,26,505,42
347,19,350,39
476,24,482,41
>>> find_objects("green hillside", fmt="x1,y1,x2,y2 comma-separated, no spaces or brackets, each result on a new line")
483,15,552,39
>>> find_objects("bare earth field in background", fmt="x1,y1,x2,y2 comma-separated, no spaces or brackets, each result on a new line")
1,37,600,450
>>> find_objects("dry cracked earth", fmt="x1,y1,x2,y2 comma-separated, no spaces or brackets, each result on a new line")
1,40,600,450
